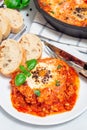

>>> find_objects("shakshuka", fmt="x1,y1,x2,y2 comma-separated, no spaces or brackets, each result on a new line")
10,58,80,117
38,0,87,27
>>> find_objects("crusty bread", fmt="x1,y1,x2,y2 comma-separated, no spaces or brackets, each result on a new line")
0,14,11,39
0,39,24,76
0,30,2,42
19,33,42,61
0,8,24,33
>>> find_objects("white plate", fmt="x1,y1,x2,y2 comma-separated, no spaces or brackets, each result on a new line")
0,44,87,125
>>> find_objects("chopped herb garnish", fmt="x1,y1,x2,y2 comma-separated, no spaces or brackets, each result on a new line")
34,90,41,97
57,65,62,69
50,11,55,14
55,80,60,86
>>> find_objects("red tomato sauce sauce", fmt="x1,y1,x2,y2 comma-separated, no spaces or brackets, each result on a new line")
10,58,80,117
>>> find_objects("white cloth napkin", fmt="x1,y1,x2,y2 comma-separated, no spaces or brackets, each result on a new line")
29,12,87,60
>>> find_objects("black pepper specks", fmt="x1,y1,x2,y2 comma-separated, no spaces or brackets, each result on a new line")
26,13,29,16
32,67,52,84
29,8,32,11
73,7,87,19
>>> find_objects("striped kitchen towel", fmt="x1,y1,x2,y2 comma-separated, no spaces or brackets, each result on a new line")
29,12,87,60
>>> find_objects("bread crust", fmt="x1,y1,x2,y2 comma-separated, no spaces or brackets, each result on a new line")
19,33,42,61
0,8,24,33
0,30,2,42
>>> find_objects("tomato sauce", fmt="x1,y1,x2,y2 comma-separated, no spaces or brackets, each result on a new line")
10,58,80,117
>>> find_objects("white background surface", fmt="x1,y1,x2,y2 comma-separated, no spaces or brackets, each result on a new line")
0,1,87,129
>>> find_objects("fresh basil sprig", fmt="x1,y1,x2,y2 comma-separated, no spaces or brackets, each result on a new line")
4,0,31,10
15,59,37,86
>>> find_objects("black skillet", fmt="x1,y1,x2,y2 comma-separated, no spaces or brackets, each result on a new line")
33,0,87,39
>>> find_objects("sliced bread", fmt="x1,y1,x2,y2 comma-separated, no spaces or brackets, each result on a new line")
0,14,11,39
19,33,42,61
0,8,24,33
0,39,24,76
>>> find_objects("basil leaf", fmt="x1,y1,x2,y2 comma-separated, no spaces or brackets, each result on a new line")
4,0,30,9
19,65,31,77
4,0,20,9
26,59,37,71
15,73,26,86
55,80,60,86
22,0,30,4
